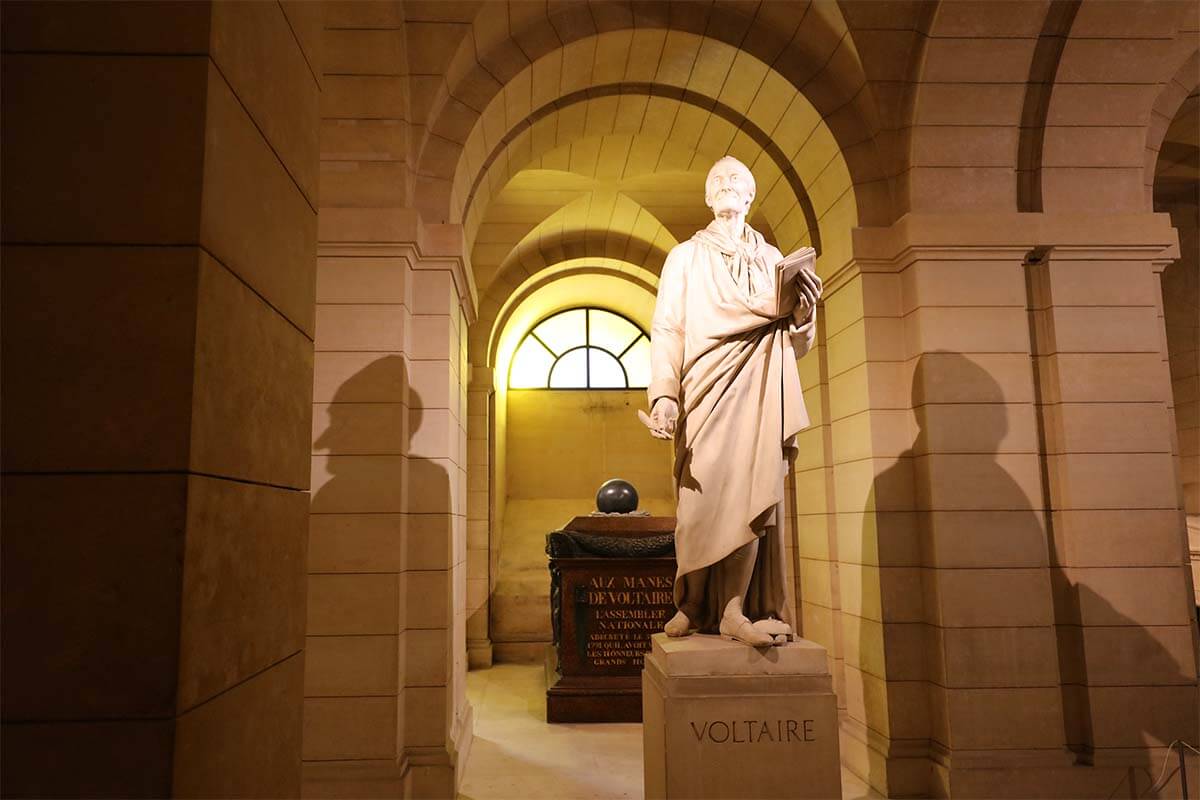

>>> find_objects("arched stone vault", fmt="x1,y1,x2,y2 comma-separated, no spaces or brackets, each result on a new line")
416,3,891,223
454,107,821,246
1146,49,1200,209
1034,0,1199,213
476,191,673,300
440,36,871,250
454,84,825,253
485,190,675,283
408,5,1200,798
10,2,1200,799
429,22,895,370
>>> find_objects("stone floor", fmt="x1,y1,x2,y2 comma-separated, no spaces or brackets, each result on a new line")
458,663,882,800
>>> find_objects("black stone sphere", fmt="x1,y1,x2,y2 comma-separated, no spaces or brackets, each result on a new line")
596,479,639,513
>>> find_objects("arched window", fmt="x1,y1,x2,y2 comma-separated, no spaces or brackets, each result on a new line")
508,308,651,389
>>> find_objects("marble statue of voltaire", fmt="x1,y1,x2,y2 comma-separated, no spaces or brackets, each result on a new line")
644,156,822,647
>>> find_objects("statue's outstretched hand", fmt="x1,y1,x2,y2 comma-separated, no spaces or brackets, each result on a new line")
649,397,679,440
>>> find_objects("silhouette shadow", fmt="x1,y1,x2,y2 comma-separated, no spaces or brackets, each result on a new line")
313,354,451,521
856,352,1197,797
309,354,454,754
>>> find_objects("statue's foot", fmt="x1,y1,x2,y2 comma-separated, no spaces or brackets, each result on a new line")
751,617,792,637
719,614,774,647
664,610,693,637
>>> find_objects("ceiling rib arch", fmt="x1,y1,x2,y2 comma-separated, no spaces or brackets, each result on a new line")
1147,49,1199,211
421,2,887,216
457,82,823,256
418,22,890,241
480,197,675,313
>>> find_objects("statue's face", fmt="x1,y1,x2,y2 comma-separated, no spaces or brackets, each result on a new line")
705,158,755,216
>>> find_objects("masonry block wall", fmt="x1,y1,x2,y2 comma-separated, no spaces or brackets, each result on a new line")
793,307,846,713
307,229,472,800
832,215,1200,799
304,3,474,795
1030,230,1199,774
818,259,930,797
1,2,319,796
1162,211,1199,601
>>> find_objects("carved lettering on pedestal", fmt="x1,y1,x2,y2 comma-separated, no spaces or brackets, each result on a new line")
688,719,817,744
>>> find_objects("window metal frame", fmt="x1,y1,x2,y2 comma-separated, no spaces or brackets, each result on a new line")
507,306,650,390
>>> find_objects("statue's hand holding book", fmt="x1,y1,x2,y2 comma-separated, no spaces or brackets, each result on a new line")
774,246,821,313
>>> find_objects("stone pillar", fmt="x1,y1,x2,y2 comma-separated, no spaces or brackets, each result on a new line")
841,213,1200,797
305,240,414,797
820,256,929,797
466,367,495,669
304,4,414,789
306,206,476,799
902,242,1070,797
1029,235,1199,775
405,258,473,797
306,4,477,793
1,2,319,796
1158,207,1199,604
792,306,846,706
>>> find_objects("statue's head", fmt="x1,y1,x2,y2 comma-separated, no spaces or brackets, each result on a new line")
704,156,756,217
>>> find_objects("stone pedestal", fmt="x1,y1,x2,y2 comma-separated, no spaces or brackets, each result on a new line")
642,634,841,800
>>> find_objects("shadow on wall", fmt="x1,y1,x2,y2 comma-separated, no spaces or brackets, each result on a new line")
859,352,1197,796
308,355,453,761
313,354,450,518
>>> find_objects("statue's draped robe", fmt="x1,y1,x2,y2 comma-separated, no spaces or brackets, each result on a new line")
648,221,816,633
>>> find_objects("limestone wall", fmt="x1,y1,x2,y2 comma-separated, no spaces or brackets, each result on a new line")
303,3,474,796
1,2,320,795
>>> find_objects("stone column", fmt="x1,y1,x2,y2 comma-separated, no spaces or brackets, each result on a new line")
405,255,473,797
819,255,929,797
306,4,477,793
842,213,1200,797
1158,206,1199,605
900,240,1070,797
792,307,846,706
466,367,495,669
304,4,415,788
1,3,319,796
305,238,414,796
306,206,476,800
1029,233,1199,776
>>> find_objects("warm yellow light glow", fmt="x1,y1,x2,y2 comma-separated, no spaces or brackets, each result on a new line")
492,269,659,397
589,309,640,355
548,349,589,388
621,337,652,387
532,308,586,355
588,348,626,388
509,337,555,388
507,307,649,389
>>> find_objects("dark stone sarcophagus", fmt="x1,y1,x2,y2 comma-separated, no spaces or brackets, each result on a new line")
545,515,677,723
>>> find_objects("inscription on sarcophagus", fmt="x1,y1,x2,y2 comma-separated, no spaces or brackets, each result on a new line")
545,515,676,722
570,572,675,674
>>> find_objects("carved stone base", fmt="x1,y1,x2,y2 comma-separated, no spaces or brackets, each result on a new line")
642,634,842,800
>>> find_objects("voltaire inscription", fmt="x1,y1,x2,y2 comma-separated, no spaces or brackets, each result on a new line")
688,718,816,744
